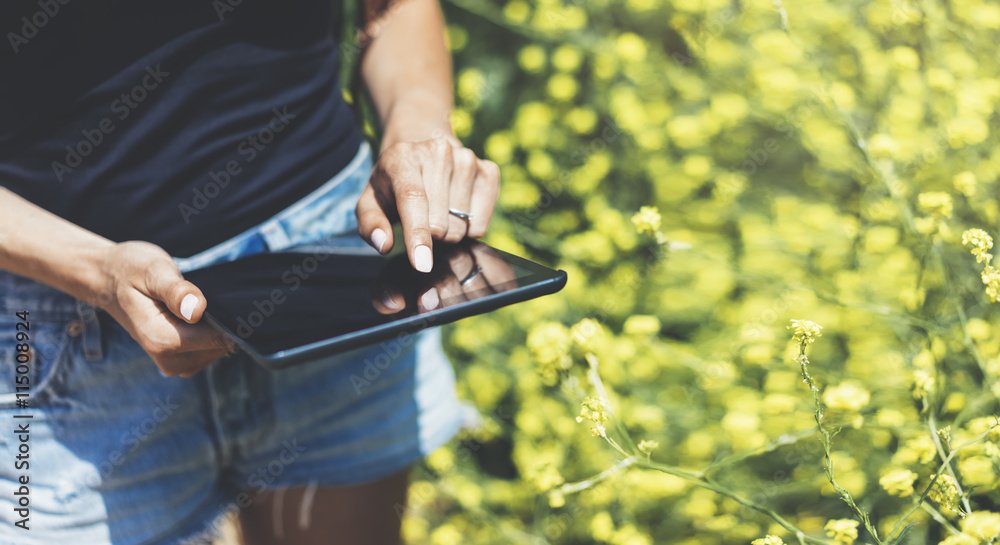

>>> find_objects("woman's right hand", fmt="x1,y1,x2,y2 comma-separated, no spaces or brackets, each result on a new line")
96,241,234,377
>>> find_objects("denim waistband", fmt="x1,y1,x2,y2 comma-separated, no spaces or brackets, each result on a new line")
0,275,79,319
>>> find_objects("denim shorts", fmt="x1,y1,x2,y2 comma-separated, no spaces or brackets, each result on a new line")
0,141,464,545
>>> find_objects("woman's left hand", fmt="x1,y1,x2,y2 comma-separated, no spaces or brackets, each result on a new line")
355,135,500,273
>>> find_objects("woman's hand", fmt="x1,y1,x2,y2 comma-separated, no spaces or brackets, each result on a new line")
96,241,234,377
355,135,500,273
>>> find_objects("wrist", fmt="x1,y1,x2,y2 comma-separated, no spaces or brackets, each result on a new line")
380,98,455,150
65,238,120,308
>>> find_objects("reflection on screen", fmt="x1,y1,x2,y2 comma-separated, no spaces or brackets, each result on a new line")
184,239,529,356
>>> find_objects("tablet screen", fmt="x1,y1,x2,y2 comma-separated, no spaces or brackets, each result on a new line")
183,237,563,359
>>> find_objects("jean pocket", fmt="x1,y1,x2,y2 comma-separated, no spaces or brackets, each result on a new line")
0,314,74,409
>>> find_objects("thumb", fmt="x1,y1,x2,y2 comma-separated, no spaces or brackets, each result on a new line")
142,259,209,324
356,183,395,255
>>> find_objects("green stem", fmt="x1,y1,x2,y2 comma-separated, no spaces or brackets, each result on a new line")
555,457,636,495
641,459,825,545
886,420,999,543
927,409,972,514
798,346,883,544
586,353,639,457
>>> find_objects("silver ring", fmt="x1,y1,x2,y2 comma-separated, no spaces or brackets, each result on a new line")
459,264,483,286
448,208,474,220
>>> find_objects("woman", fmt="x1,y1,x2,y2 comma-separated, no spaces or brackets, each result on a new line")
0,0,498,543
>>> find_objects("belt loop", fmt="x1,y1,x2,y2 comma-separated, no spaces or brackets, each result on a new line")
76,299,105,361
259,219,292,252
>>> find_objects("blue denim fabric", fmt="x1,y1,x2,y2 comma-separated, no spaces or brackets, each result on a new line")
0,141,463,545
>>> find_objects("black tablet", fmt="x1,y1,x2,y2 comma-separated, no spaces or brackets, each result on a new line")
183,236,567,369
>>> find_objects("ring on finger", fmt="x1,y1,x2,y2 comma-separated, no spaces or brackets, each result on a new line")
448,208,474,221
459,264,483,286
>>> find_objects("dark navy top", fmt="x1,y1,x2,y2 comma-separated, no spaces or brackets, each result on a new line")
0,0,363,257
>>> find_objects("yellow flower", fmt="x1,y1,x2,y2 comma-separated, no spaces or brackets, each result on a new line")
789,319,823,346
525,462,564,492
631,206,662,237
822,382,871,412
927,474,960,511
961,511,1000,542
517,45,546,74
547,490,565,508
879,468,917,497
615,32,647,63
623,315,661,336
917,191,953,218
502,0,530,23
527,322,572,384
637,439,659,456
457,68,486,103
953,171,977,197
947,117,990,147
938,534,978,545
867,134,897,159
824,519,859,545
551,44,583,72
751,536,785,545
547,73,578,101
570,318,605,355
963,229,995,263
983,266,1000,302
913,368,936,399
957,456,997,488
576,396,610,437
450,108,473,138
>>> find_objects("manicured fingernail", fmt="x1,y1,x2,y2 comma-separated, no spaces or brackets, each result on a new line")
414,245,433,273
371,228,387,253
381,290,400,310
420,287,439,310
180,294,198,321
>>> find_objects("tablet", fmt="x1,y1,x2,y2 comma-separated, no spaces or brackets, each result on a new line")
183,236,567,369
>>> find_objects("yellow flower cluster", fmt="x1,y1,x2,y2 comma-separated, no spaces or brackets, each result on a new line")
576,396,610,437
927,474,961,511
963,229,1000,302
824,519,859,545
878,468,917,497
963,228,995,263
822,382,871,412
751,536,785,545
631,206,662,238
527,321,572,385
788,319,823,346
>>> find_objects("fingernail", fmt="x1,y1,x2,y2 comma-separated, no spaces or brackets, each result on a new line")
414,245,433,273
180,294,198,321
158,368,170,378
371,228,387,253
420,287,439,310
380,290,400,310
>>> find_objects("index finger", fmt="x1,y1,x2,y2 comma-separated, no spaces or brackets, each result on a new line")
383,162,434,273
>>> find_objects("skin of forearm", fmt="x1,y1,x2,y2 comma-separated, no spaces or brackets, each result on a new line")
359,0,455,148
0,187,114,305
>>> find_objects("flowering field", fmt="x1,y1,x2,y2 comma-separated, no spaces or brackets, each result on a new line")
401,0,1000,543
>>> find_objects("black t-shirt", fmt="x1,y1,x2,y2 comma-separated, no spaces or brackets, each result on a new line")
0,0,364,257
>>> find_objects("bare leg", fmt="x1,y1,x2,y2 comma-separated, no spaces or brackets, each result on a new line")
238,467,410,545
